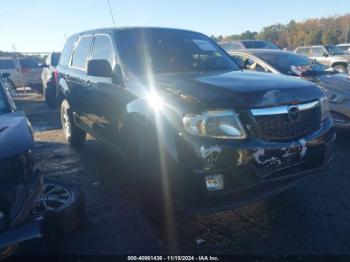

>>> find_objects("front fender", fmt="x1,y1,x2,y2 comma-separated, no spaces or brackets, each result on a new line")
126,98,179,163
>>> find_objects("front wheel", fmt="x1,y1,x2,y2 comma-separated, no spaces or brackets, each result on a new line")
60,99,86,147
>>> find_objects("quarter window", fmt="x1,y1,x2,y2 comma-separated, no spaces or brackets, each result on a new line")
71,36,93,69
91,35,115,68
60,36,78,66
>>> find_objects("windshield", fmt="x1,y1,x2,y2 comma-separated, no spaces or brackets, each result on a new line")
116,29,240,76
0,86,9,114
255,52,329,76
326,45,345,55
242,41,279,49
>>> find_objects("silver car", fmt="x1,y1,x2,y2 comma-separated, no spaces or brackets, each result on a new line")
294,45,350,74
230,49,350,129
0,57,43,92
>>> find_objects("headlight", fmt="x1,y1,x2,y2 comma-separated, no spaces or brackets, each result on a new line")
320,97,330,121
327,91,345,103
183,110,247,139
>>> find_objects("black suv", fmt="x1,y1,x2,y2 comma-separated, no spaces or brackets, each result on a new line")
57,27,335,218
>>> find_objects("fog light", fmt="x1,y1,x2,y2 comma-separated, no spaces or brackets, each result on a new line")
205,174,224,191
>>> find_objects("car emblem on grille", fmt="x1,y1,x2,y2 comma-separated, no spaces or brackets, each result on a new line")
287,105,300,122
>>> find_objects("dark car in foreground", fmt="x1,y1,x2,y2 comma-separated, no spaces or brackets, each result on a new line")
0,73,84,257
41,52,61,108
230,49,350,128
56,27,335,222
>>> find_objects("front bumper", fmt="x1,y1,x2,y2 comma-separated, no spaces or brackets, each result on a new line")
173,117,335,214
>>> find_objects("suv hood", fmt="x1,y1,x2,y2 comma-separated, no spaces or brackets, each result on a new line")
0,111,34,159
144,70,325,109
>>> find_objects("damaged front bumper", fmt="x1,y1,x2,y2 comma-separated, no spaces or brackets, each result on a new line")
173,117,335,214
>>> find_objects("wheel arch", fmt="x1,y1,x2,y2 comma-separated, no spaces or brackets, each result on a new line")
122,99,180,163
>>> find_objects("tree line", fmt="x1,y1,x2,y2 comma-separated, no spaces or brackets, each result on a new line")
211,13,350,49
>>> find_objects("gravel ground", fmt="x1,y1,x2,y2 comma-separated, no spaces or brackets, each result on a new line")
14,92,350,255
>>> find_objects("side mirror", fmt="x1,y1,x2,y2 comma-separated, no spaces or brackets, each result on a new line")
323,53,329,57
87,59,112,78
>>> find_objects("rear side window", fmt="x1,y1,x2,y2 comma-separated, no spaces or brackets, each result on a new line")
19,59,40,69
0,60,15,70
91,35,115,67
71,36,93,69
59,36,78,66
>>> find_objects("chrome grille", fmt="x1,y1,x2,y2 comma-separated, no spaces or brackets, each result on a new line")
251,101,321,141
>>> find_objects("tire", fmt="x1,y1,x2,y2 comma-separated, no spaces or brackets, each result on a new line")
31,179,85,235
44,84,57,109
60,99,86,147
333,64,347,73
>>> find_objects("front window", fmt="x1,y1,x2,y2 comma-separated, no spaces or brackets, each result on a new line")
116,29,240,76
255,52,329,76
326,45,345,55
71,36,93,69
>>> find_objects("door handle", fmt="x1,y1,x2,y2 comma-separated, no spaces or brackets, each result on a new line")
66,74,71,80
86,80,91,87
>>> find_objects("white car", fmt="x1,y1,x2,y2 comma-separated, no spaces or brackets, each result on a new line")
0,57,43,92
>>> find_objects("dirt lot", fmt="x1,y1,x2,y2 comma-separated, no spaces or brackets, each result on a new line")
14,92,350,255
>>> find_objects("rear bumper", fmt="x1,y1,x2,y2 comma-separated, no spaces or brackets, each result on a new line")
172,117,335,214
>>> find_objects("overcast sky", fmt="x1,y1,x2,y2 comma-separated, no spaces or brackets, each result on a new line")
0,0,349,52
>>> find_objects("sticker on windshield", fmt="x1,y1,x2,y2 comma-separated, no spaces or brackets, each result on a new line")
193,39,217,51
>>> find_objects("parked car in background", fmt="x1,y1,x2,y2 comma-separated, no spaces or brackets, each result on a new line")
0,73,85,257
41,52,61,108
57,27,334,224
230,49,350,129
0,57,43,93
294,45,350,74
220,40,279,53
337,43,350,54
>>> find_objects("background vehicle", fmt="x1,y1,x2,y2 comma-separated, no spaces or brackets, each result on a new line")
294,45,350,74
41,52,61,108
57,27,334,224
0,74,85,257
230,49,350,129
337,43,350,53
220,40,279,53
0,57,43,92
